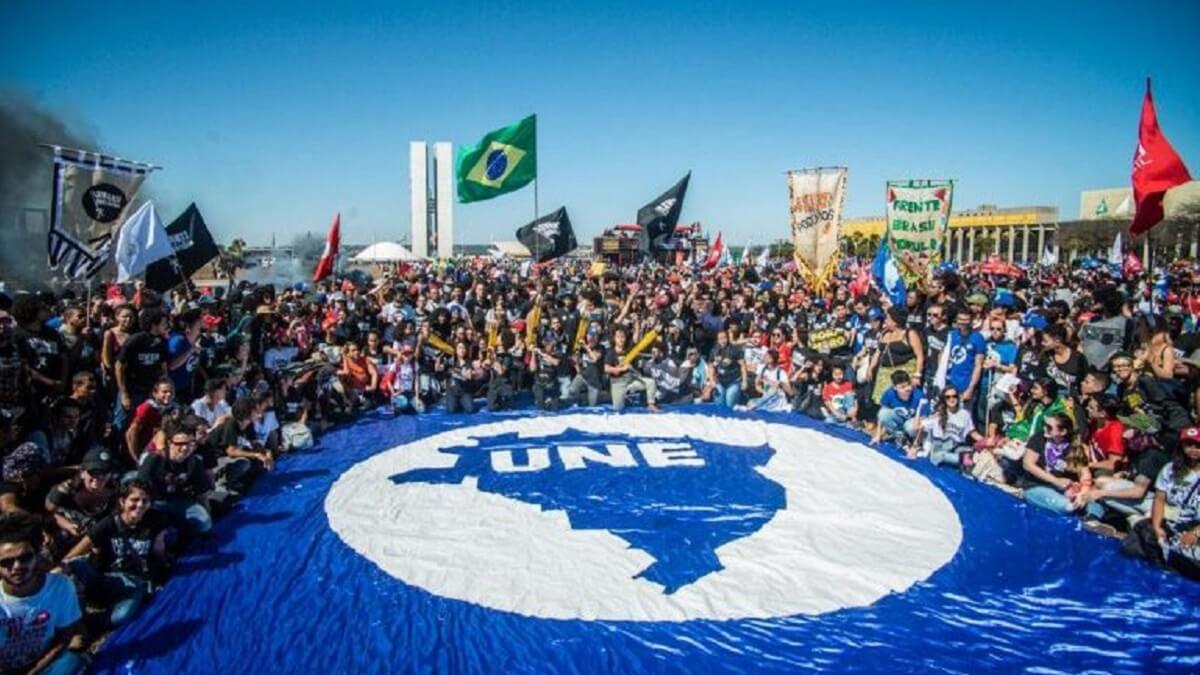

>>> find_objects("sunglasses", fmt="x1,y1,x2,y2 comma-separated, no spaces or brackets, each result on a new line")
943,394,959,401
0,551,35,570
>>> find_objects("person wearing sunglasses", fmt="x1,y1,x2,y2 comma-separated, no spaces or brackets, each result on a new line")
0,511,87,674
1020,413,1103,517
909,386,983,466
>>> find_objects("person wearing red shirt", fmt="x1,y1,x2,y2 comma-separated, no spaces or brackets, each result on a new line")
125,379,174,464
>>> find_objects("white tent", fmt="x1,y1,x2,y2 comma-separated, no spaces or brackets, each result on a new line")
352,241,424,262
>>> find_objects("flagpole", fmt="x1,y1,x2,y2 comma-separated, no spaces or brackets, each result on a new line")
533,179,539,219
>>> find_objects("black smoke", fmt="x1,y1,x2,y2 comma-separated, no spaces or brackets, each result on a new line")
0,89,99,289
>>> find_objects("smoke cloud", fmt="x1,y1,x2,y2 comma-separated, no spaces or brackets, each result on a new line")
0,89,99,289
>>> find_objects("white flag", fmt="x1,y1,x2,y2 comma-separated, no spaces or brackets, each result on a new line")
756,245,770,269
1041,246,1056,266
115,201,174,282
1108,231,1123,265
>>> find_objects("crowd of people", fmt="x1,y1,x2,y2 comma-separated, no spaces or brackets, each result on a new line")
2,251,1200,671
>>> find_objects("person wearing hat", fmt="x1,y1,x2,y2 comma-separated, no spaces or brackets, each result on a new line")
1121,427,1200,581
0,443,49,513
44,446,119,553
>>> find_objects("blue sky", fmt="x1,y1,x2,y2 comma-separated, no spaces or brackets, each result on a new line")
3,0,1198,246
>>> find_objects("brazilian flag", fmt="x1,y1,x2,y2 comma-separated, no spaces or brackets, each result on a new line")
456,115,537,203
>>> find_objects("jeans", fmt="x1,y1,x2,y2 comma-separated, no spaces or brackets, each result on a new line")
42,650,89,675
444,391,474,414
878,407,918,441
1098,479,1154,517
155,498,212,535
566,376,601,407
1024,485,1105,518
927,438,970,467
391,393,424,414
712,382,741,408
67,558,149,628
611,375,657,412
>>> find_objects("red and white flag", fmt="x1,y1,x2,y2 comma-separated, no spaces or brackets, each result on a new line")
1130,79,1192,236
703,232,725,269
313,212,341,281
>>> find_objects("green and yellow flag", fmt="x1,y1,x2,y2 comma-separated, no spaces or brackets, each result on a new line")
456,114,537,203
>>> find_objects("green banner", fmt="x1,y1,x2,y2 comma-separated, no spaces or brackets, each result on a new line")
884,180,953,283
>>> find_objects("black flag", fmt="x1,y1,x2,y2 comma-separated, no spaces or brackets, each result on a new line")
637,172,690,250
145,203,220,292
516,207,577,263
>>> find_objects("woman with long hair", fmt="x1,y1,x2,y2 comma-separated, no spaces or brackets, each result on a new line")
1020,412,1102,517
1121,427,1200,580
870,308,924,404
909,386,982,467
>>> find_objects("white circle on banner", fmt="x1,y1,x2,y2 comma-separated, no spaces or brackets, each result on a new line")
324,413,961,622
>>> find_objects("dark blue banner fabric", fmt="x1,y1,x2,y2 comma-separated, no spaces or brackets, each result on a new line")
93,407,1200,674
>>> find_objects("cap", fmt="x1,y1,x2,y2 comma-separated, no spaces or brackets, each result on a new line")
867,307,884,321
82,446,118,474
966,293,989,306
1021,313,1049,331
1181,427,1200,445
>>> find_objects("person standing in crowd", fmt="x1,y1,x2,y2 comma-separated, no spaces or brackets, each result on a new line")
114,309,170,432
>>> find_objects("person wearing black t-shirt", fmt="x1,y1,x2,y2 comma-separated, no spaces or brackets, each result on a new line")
64,479,176,628
11,295,68,409
566,331,606,407
137,420,214,535
114,309,170,431
707,330,744,408
603,327,660,413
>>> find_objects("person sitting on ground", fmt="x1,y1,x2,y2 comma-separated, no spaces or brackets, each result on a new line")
191,379,231,431
872,370,925,445
125,378,175,464
1019,413,1102,517
44,446,119,557
909,386,982,466
821,364,857,425
1084,394,1126,475
384,343,423,414
139,419,213,537
63,479,177,629
337,341,379,410
604,327,660,413
1121,426,1200,581
746,348,792,413
0,511,87,675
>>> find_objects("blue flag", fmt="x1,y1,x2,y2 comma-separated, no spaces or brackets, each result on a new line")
873,239,907,307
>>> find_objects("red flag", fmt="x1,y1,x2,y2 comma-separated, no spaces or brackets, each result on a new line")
1122,252,1144,278
703,233,724,269
313,213,341,282
1130,79,1192,235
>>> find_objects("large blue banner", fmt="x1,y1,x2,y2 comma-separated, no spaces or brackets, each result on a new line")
94,407,1200,674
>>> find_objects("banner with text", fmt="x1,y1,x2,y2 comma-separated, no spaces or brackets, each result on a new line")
787,167,847,290
884,181,954,284
47,147,156,279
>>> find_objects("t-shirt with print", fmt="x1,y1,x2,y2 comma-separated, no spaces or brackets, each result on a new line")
0,573,81,672
138,451,213,500
87,510,171,577
1154,463,1200,523
118,332,168,396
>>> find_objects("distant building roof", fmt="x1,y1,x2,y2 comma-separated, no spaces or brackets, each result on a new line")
489,241,531,258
